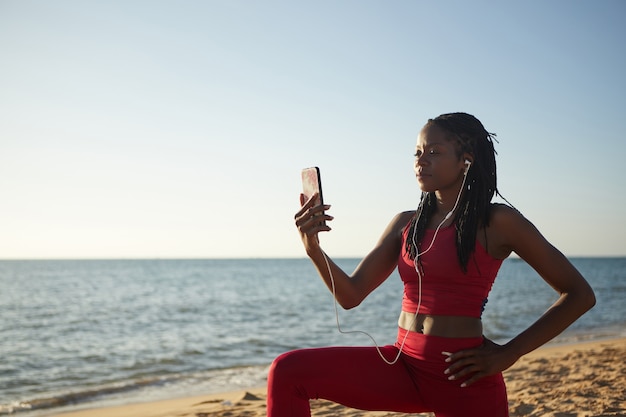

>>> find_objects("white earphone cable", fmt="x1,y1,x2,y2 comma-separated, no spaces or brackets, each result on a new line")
321,166,470,365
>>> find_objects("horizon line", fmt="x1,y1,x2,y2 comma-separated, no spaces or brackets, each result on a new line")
1,255,625,261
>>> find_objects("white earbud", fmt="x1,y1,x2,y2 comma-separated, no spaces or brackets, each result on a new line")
464,159,471,175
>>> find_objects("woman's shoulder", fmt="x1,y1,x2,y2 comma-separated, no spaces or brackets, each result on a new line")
395,210,416,227
382,211,415,239
488,203,527,228
486,203,546,257
484,203,529,258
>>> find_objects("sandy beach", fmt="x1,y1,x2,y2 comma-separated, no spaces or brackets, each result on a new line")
51,337,626,417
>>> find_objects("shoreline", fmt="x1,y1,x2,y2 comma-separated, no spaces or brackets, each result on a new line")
46,336,626,417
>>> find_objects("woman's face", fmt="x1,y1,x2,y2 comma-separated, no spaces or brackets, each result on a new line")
414,124,467,193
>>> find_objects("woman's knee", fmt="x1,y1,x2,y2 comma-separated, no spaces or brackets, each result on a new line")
269,349,305,382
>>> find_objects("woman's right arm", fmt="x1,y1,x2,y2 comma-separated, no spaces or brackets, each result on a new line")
295,193,412,309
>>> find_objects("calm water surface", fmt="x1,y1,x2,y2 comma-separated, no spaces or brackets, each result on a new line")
1,257,624,415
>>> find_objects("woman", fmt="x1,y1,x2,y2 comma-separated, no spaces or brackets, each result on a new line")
267,112,595,417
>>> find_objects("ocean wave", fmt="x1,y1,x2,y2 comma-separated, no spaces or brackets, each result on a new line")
0,375,177,415
0,365,270,416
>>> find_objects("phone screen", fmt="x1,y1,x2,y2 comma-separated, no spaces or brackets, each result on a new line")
301,167,325,225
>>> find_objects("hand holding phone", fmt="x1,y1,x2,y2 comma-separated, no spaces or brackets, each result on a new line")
301,166,325,226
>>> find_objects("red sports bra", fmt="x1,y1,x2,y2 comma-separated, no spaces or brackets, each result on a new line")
398,223,503,318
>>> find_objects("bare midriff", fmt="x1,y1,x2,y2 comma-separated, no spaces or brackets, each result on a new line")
398,310,483,338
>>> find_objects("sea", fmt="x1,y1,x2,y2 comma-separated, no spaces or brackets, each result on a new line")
1,257,625,416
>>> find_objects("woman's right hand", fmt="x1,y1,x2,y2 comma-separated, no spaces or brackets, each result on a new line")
294,193,333,256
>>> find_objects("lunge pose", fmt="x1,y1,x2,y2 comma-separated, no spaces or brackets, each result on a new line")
267,112,595,417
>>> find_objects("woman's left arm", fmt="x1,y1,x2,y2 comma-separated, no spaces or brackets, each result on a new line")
445,205,596,387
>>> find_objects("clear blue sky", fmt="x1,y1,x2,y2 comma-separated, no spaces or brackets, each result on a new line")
1,0,624,259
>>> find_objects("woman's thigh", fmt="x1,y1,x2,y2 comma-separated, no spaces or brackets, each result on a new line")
268,345,428,413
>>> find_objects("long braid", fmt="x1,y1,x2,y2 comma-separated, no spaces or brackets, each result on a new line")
405,192,436,260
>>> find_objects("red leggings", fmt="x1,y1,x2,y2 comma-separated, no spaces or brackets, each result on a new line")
267,331,508,417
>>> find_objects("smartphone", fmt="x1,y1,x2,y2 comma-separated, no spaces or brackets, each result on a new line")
301,166,325,226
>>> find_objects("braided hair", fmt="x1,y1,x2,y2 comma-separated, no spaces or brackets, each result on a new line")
405,112,502,272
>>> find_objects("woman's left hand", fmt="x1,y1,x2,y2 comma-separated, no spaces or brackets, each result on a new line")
443,338,519,387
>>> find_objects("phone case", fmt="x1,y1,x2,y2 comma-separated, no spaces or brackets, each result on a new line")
301,167,325,225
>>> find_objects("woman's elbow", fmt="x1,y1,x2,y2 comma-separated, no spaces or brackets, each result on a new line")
336,291,366,310
583,285,596,312
573,281,596,313
338,297,362,310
